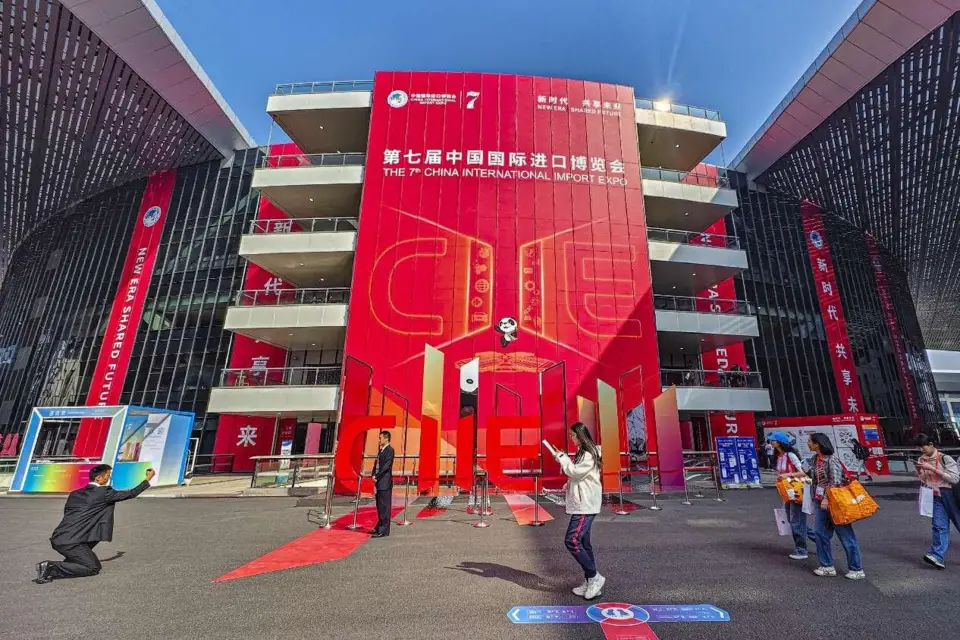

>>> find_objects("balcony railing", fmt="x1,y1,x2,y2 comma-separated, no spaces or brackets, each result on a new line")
635,98,721,122
249,217,359,234
647,227,739,249
257,153,366,169
661,368,763,389
273,80,374,95
219,366,342,387
654,294,752,315
641,166,730,188
235,287,350,306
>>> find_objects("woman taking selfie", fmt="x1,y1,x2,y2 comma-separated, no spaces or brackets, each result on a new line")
550,422,604,600
809,432,865,579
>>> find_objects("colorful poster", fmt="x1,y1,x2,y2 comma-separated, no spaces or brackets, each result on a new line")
800,201,865,415
341,71,665,490
74,171,177,457
716,436,761,489
865,237,923,433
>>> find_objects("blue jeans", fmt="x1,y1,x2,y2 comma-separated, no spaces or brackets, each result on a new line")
565,514,597,579
929,490,960,563
785,501,808,554
814,503,862,571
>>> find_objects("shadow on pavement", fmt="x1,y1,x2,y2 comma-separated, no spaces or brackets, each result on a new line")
448,561,559,592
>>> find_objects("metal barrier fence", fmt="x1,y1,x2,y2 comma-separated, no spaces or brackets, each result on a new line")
235,287,350,306
661,367,763,389
654,294,752,315
256,153,366,169
219,366,342,387
188,453,235,475
646,226,739,248
635,97,722,121
274,80,374,95
248,217,359,234
640,166,730,188
886,447,960,474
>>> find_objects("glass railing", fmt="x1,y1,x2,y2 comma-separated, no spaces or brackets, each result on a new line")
646,227,739,249
273,80,374,95
257,153,366,169
249,217,359,234
660,368,763,389
635,98,722,121
219,366,342,387
641,166,730,188
235,288,350,307
654,294,752,315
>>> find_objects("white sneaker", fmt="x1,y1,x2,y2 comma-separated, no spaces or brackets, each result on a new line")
583,573,605,600
924,554,946,570
789,551,809,560
572,579,589,596
813,566,837,577
844,570,866,580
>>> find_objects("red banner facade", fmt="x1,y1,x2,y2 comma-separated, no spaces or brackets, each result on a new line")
866,236,923,433
800,201,865,415
74,170,177,457
340,71,666,490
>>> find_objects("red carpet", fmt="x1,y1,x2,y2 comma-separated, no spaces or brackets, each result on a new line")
602,494,643,513
503,494,555,525
214,504,402,582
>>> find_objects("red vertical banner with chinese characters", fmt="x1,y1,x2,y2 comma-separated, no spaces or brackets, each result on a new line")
866,236,923,434
74,170,177,457
212,145,296,472
801,201,864,414
694,213,754,446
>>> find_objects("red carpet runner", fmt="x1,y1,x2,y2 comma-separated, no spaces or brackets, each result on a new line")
503,494,555,525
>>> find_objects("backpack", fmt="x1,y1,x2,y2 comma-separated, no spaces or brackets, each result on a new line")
852,441,869,462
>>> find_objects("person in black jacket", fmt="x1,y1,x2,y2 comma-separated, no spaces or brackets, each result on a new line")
371,430,395,538
34,464,154,584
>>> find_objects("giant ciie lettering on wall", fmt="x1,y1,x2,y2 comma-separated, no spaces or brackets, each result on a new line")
338,72,668,492
74,170,177,457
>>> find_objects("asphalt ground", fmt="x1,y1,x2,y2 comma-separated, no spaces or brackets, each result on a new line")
1,485,958,639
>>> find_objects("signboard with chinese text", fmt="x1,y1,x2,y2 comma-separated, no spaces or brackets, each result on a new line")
760,413,888,475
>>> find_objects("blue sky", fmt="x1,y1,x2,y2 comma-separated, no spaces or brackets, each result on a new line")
157,0,862,163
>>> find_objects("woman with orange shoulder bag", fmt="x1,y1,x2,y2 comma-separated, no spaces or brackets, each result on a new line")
809,432,865,580
769,432,809,560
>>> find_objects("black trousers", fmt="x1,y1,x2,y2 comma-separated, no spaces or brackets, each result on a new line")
46,541,101,580
375,488,392,535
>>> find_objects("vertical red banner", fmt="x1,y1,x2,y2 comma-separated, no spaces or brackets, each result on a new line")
801,201,865,414
694,216,754,446
73,170,177,457
866,237,923,433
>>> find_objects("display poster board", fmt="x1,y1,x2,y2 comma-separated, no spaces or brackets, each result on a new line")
716,436,762,489
10,405,195,493
759,413,888,475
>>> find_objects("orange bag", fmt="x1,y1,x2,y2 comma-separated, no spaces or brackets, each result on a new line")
826,480,879,525
776,476,805,504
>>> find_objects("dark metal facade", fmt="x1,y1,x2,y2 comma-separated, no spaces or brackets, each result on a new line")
0,0,221,277
0,151,259,450
731,173,941,444
761,11,960,349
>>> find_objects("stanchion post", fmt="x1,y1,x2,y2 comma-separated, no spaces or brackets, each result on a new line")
614,469,629,515
346,472,365,531
473,472,490,528
680,466,693,506
396,456,417,527
648,463,662,511
322,472,334,529
529,474,544,527
713,453,725,502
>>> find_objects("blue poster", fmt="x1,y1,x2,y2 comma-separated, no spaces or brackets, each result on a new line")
716,437,741,488
735,437,762,487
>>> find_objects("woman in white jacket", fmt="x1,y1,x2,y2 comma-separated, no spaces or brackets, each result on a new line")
552,422,605,600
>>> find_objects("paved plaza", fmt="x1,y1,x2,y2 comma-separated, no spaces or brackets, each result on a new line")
1,484,959,639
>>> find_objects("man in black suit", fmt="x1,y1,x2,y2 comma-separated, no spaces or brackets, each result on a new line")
34,464,154,584
371,430,395,538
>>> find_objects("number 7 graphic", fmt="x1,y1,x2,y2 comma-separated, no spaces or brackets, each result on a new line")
465,91,480,109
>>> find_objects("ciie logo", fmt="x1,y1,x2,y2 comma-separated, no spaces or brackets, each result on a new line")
387,90,409,108
142,205,162,228
809,230,824,249
586,603,650,626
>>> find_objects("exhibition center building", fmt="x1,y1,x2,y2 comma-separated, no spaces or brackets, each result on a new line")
0,0,956,475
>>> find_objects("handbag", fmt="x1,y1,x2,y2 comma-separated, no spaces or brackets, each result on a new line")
774,508,791,536
776,476,805,504
919,486,934,518
826,480,879,525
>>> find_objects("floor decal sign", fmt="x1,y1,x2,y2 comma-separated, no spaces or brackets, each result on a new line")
507,603,730,638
